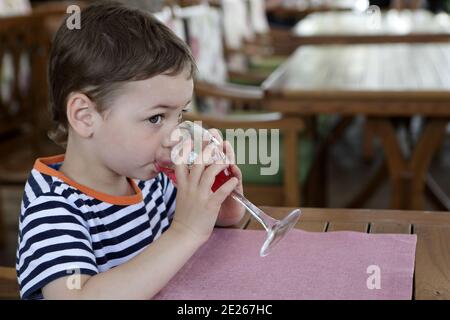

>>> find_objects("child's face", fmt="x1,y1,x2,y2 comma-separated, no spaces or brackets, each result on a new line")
93,71,193,180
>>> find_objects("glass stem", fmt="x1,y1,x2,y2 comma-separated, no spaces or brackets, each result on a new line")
230,190,278,232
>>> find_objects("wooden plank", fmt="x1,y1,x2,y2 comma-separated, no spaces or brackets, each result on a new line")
264,98,450,117
362,45,381,90
413,45,442,89
291,33,450,45
413,225,450,300
295,221,327,232
326,221,369,232
0,266,19,299
434,44,450,90
369,222,411,234
245,208,327,231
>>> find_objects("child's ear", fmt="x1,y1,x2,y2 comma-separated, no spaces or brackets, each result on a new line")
66,92,100,138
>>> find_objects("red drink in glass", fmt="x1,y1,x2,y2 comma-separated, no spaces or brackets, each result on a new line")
156,164,233,192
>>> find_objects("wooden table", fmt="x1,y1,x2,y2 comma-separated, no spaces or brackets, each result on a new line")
262,43,450,210
266,0,355,21
292,9,450,44
240,207,450,300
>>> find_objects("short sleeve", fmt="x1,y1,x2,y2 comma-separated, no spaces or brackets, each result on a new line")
161,173,177,220
16,195,98,299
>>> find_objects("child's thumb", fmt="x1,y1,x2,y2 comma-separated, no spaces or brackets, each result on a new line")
211,177,238,204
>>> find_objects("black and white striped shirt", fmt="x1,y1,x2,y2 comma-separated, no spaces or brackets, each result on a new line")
16,155,177,299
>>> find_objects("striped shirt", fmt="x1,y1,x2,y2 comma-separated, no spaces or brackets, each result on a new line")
16,155,177,299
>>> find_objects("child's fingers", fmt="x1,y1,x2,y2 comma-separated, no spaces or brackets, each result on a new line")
173,140,191,188
208,129,223,144
223,141,235,165
198,163,229,192
174,163,188,189
211,177,239,204
209,129,230,164
171,139,192,165
188,142,217,185
229,164,244,194
202,142,224,165
229,164,242,181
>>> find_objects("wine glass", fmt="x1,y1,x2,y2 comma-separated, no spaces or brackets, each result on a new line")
156,121,302,257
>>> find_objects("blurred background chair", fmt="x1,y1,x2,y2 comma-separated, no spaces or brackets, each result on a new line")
0,266,19,299
172,0,293,86
185,83,317,207
0,10,64,248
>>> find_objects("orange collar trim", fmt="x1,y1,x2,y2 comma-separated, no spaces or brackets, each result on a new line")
33,154,143,205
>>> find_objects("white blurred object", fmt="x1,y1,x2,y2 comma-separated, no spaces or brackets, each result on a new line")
249,0,269,34
153,6,172,23
354,0,370,12
0,0,30,16
178,4,227,84
365,5,381,31
295,8,450,36
154,6,186,41
435,12,450,30
283,0,374,10
222,0,253,50
222,0,270,48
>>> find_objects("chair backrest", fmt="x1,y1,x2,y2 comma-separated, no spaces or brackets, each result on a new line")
0,266,19,299
0,0,31,17
184,110,305,206
0,14,50,143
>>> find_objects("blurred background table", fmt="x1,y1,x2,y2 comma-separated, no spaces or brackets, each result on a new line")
266,0,360,22
262,43,450,210
293,9,450,44
241,206,450,300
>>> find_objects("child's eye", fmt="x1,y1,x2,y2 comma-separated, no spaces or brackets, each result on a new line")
148,115,163,124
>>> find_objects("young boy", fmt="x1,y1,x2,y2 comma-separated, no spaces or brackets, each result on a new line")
16,1,245,299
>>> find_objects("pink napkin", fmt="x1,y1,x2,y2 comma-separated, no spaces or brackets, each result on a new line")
154,228,417,300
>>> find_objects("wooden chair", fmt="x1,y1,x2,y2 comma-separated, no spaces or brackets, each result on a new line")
218,0,293,85
184,109,305,207
0,266,19,299
173,0,291,85
170,3,285,113
0,14,64,248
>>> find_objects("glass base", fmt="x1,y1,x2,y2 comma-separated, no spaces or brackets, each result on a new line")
259,209,302,257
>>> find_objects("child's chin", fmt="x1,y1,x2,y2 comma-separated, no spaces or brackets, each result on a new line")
144,172,160,180
130,171,159,181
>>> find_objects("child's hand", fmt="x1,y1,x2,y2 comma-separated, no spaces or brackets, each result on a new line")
207,129,246,227
171,139,239,243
